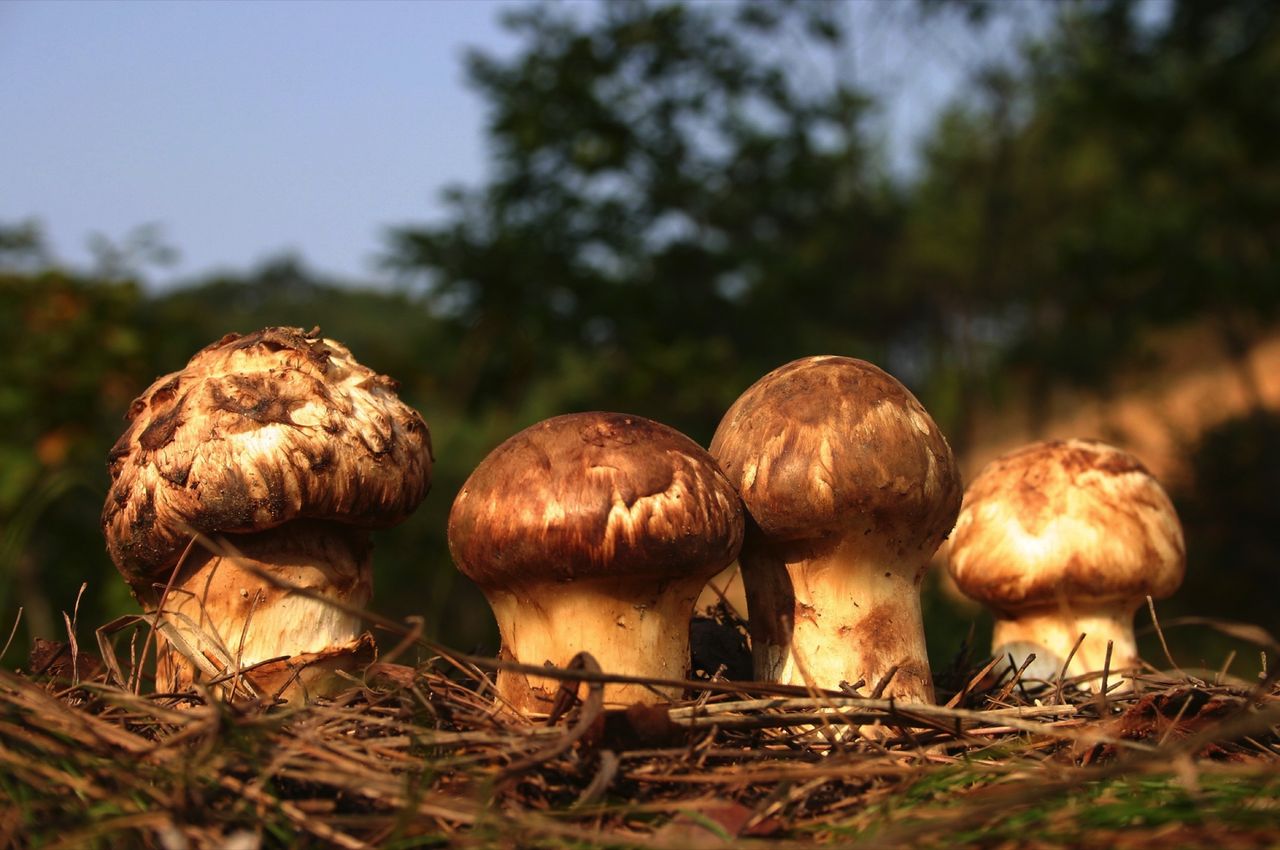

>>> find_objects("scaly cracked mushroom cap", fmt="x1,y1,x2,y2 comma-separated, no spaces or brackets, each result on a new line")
449,411,743,712
710,355,961,701
102,327,432,698
104,327,431,585
947,438,1185,686
712,356,960,549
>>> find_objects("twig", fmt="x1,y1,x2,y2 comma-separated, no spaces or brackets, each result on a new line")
869,664,901,700
230,587,265,702
58,582,89,684
0,607,22,664
1147,595,1186,679
219,774,371,850
136,537,198,694
1055,632,1088,705
573,750,620,808
1216,650,1237,686
991,652,1037,706
945,653,1003,709
377,615,424,668
499,652,605,779
1095,639,1114,716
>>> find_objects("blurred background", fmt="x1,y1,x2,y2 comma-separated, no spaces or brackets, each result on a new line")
3,0,1276,680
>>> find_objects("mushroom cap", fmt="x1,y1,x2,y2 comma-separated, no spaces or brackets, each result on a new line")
102,327,433,589
947,439,1185,613
448,412,743,588
709,356,962,551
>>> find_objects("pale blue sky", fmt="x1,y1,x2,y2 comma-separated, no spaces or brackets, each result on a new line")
0,1,1049,286
1,0,521,282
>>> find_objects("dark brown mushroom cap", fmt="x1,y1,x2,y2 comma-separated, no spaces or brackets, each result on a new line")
709,356,962,551
947,439,1185,613
102,327,432,588
448,412,744,588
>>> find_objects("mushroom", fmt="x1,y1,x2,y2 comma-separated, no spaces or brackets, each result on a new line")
947,439,1185,688
102,327,432,700
447,411,743,713
709,356,961,702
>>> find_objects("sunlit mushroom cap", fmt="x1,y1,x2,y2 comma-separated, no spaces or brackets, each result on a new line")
102,327,433,589
948,439,1185,613
448,412,744,588
709,356,961,550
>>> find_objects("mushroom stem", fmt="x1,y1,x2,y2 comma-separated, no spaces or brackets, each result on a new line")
744,535,934,702
151,520,372,698
485,576,706,713
992,603,1140,686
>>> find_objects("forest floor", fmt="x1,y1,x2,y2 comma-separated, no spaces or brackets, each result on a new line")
2,609,1277,850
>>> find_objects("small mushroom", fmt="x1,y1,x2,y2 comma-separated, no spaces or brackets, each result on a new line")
947,439,1185,688
448,412,743,713
710,356,961,702
102,327,432,700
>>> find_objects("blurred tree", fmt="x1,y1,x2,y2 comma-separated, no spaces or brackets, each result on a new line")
911,0,1280,431
143,254,448,383
1171,410,1280,654
0,223,149,646
0,219,53,272
386,0,905,442
892,70,1023,455
906,0,1280,666
87,223,180,282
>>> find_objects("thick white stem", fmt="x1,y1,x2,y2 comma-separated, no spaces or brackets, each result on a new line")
486,576,706,713
745,536,934,703
152,520,372,700
992,603,1139,689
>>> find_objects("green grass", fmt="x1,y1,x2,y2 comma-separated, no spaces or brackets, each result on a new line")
817,767,1280,848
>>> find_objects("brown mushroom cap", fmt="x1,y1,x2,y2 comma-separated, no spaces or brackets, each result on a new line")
948,439,1185,613
102,327,433,589
709,356,961,551
448,412,743,588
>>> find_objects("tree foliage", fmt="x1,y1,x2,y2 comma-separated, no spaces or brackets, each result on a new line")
387,1,903,439
918,0,1280,397
0,243,147,640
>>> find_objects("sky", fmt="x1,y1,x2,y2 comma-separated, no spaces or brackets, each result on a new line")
0,1,1048,287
